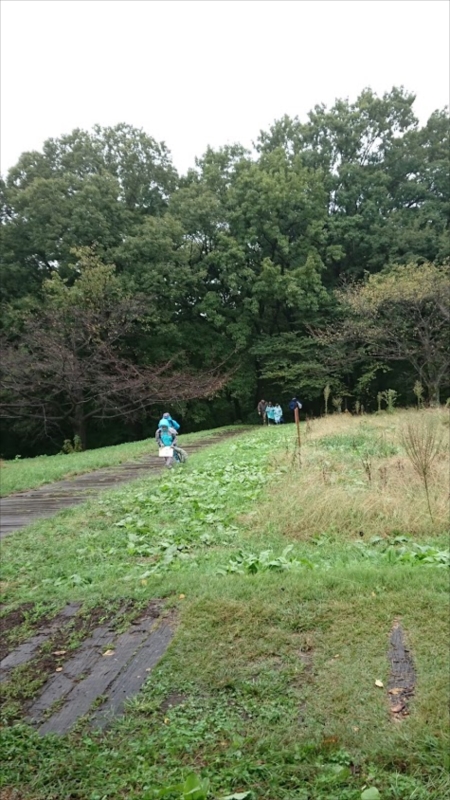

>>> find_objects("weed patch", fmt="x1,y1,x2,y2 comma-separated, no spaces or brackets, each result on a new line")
316,429,399,459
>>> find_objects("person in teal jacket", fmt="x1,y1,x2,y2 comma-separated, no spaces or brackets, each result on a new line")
266,402,276,425
155,419,178,468
155,418,187,468
158,412,180,431
274,403,283,424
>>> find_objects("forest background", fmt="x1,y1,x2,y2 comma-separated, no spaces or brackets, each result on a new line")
0,86,449,457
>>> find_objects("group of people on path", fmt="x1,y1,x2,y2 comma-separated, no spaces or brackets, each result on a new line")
257,400,284,425
257,397,302,425
157,396,303,468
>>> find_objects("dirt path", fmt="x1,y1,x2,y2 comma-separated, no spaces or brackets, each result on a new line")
0,429,250,539
1,600,176,735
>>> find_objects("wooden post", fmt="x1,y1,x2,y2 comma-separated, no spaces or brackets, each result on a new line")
294,405,301,450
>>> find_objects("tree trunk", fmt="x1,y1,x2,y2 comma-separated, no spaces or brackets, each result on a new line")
424,377,441,407
233,397,242,421
429,386,440,406
73,405,87,450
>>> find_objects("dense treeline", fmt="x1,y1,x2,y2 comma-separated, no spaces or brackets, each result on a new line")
1,87,449,456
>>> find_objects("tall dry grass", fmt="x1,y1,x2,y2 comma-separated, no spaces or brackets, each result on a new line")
400,413,444,520
259,408,449,542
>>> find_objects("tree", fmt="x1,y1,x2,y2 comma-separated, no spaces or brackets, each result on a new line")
382,109,450,264
331,262,450,404
7,123,177,214
256,88,449,281
0,125,178,303
2,93,448,448
0,249,230,449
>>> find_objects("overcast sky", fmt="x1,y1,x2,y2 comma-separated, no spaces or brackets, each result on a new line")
1,0,449,176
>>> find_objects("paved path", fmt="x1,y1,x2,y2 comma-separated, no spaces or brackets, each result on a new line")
0,429,248,538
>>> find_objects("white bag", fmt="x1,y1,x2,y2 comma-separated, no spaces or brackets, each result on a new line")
158,446,174,457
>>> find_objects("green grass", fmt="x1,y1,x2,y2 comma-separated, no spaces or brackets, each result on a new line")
0,411,448,800
0,425,243,496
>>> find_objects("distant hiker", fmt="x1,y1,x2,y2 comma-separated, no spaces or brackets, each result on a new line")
274,403,283,424
257,399,267,424
266,402,276,425
159,412,180,431
289,397,302,419
155,419,178,468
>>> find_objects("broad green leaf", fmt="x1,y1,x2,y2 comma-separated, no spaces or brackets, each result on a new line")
153,783,183,798
323,764,351,783
222,793,251,800
183,771,210,798
361,788,381,800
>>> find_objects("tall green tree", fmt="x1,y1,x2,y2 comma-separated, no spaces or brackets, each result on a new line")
383,109,450,264
256,88,449,281
0,125,177,303
329,262,450,404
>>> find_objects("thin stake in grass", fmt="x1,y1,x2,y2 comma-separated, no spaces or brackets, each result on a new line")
361,455,372,483
324,384,331,415
413,381,424,410
400,416,442,521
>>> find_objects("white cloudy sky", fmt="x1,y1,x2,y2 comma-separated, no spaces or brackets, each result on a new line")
1,0,449,176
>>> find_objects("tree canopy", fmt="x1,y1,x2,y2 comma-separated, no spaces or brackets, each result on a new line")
1,89,449,455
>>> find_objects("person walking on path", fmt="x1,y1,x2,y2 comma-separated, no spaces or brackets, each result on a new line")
257,399,267,424
274,403,283,424
155,419,178,468
266,402,276,425
288,397,302,420
159,412,180,431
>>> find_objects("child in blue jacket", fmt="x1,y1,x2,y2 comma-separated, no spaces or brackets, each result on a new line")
155,418,187,468
155,419,178,468
159,412,180,431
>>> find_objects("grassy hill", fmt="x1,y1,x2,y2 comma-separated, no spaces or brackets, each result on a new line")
0,426,242,496
1,409,448,800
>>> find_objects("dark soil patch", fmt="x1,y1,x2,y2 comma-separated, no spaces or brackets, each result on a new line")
297,647,314,725
1,603,83,667
1,604,118,722
129,599,164,626
1,597,173,733
160,691,188,714
0,603,35,660
387,620,416,719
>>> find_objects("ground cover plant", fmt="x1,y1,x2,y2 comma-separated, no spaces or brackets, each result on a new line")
0,426,241,497
0,408,449,800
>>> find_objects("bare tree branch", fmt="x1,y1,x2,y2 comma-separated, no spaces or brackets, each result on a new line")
0,300,232,448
